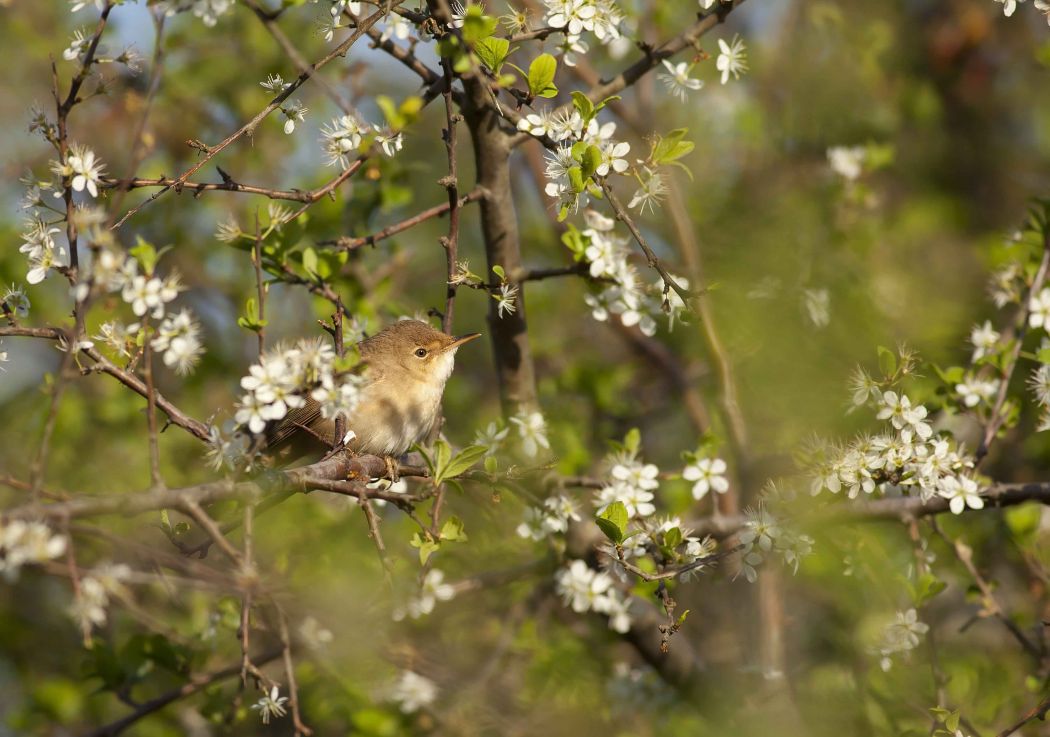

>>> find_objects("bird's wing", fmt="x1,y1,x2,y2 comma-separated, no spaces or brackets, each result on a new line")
265,397,328,448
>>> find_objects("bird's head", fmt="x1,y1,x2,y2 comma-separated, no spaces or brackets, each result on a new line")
360,319,481,387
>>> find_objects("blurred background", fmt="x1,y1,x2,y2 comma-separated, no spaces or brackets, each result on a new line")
2,0,1050,735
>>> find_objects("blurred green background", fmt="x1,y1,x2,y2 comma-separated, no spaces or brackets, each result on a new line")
2,0,1050,735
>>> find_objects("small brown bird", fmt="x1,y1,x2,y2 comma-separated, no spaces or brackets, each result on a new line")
267,320,481,459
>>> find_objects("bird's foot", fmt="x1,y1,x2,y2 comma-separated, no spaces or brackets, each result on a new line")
384,455,401,483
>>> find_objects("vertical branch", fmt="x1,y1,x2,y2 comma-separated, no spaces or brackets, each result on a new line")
439,57,461,335
276,606,312,737
665,179,749,500
142,319,163,488
240,504,254,687
107,8,166,221
332,299,346,447
907,518,947,711
459,64,538,413
252,214,267,356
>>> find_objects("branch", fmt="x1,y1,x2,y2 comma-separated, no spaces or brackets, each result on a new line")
110,6,391,229
3,452,426,521
995,693,1050,737
510,1,749,148
85,648,282,737
319,187,485,251
977,228,1050,464
0,325,212,442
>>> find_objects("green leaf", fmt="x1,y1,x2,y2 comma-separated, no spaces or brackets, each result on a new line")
474,36,510,72
932,364,965,385
433,439,452,483
560,224,589,259
596,501,628,543
376,95,402,130
877,345,897,377
580,144,602,179
301,246,319,277
440,515,468,542
130,236,159,275
624,428,641,455
912,572,946,606
571,91,595,124
441,445,488,481
527,53,558,98
484,455,498,474
410,532,440,565
568,166,585,194
651,128,694,165
462,6,498,42
1005,502,1041,544
492,264,506,281
664,526,683,550
237,297,268,332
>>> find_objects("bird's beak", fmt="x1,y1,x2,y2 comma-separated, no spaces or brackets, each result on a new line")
448,332,482,350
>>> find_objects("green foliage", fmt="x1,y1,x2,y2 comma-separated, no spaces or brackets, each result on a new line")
596,500,628,543
527,53,558,98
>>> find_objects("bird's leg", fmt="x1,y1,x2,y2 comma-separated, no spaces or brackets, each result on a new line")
384,455,401,483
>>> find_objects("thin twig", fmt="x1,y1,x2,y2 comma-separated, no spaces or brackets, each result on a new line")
85,648,282,737
977,228,1050,464
110,7,391,229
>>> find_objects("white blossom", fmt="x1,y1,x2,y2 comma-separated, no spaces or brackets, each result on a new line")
682,457,729,500
938,475,983,515
388,671,437,714
510,408,550,457
250,685,288,725
994,0,1024,16
1029,287,1050,331
716,35,748,84
955,376,999,408
494,283,519,319
970,320,1000,361
151,309,204,375
659,60,704,101
0,520,67,581
827,145,866,181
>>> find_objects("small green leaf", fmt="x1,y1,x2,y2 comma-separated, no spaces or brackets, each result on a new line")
624,428,641,455
568,166,585,194
560,224,589,259
462,6,498,42
442,445,488,480
651,128,695,165
432,439,452,483
527,53,558,98
440,515,468,542
302,246,319,277
596,501,628,543
130,236,159,275
580,145,602,179
675,609,690,626
664,526,683,550
474,36,510,73
410,532,440,565
1005,502,1041,544
376,95,402,130
877,345,897,377
571,91,595,124
483,455,498,474
492,264,506,280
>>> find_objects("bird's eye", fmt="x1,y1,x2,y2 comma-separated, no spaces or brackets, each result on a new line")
414,348,428,358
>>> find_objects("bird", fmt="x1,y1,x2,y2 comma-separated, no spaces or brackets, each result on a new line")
266,319,481,461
